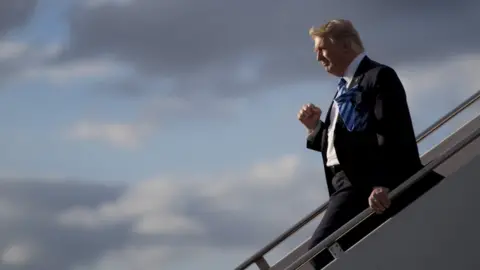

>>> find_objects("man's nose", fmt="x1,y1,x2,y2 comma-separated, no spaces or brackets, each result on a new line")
316,52,324,62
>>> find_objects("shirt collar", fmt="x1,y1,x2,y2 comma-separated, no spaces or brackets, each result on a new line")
343,52,366,86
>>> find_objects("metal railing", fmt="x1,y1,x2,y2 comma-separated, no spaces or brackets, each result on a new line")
285,118,480,270
235,89,480,270
415,90,480,142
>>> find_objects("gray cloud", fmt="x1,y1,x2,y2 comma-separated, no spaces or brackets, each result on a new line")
0,0,38,37
0,179,127,270
0,156,327,270
0,0,38,83
59,0,480,98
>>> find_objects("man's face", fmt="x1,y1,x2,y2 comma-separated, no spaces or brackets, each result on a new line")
313,36,348,77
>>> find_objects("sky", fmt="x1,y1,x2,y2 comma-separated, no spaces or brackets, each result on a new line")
0,0,479,269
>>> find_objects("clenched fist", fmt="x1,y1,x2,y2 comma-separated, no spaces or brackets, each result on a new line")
298,103,322,131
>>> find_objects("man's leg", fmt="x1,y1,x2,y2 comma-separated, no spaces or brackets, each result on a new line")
308,188,368,269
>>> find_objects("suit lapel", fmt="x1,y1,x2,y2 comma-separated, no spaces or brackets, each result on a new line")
324,94,336,127
346,56,371,90
321,87,339,152
347,75,363,90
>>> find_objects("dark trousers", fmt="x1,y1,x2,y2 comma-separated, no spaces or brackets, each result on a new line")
308,166,444,269
309,167,369,269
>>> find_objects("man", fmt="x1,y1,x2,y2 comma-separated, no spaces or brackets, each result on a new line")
298,19,443,268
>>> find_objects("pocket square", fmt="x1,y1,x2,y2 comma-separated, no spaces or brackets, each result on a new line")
335,90,369,132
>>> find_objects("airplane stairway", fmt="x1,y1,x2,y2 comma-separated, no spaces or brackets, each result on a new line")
234,90,480,270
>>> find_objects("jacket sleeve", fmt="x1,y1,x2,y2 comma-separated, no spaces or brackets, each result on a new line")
369,66,422,189
306,120,326,152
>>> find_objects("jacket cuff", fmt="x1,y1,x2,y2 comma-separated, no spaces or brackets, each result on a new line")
307,121,324,142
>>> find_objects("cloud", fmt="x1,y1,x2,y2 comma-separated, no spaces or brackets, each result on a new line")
84,246,176,270
0,179,126,270
85,0,135,9
58,179,206,235
67,120,150,149
0,155,326,270
399,53,480,96
21,58,127,85
0,41,29,60
65,94,246,149
395,53,480,123
0,0,38,37
55,0,480,98
1,242,34,266
0,40,126,87
0,41,54,84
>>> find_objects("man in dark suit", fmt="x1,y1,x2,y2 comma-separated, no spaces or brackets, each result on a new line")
297,19,443,269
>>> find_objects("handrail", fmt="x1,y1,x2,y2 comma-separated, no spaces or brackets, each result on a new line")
235,202,329,270
416,90,480,143
234,89,480,270
284,126,480,270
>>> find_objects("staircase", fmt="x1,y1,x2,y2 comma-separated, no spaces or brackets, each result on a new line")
234,90,480,270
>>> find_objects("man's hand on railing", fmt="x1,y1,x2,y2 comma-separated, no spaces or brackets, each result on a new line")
369,187,391,214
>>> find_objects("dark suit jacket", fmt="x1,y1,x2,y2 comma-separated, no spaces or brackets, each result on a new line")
307,56,428,196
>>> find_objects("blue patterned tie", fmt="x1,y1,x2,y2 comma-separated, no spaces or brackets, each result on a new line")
335,78,367,131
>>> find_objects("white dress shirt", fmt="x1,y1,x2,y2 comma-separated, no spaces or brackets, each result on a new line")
325,53,366,167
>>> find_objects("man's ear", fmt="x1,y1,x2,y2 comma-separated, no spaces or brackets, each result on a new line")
341,40,351,52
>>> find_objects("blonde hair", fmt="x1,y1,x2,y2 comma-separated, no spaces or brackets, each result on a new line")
309,19,365,53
